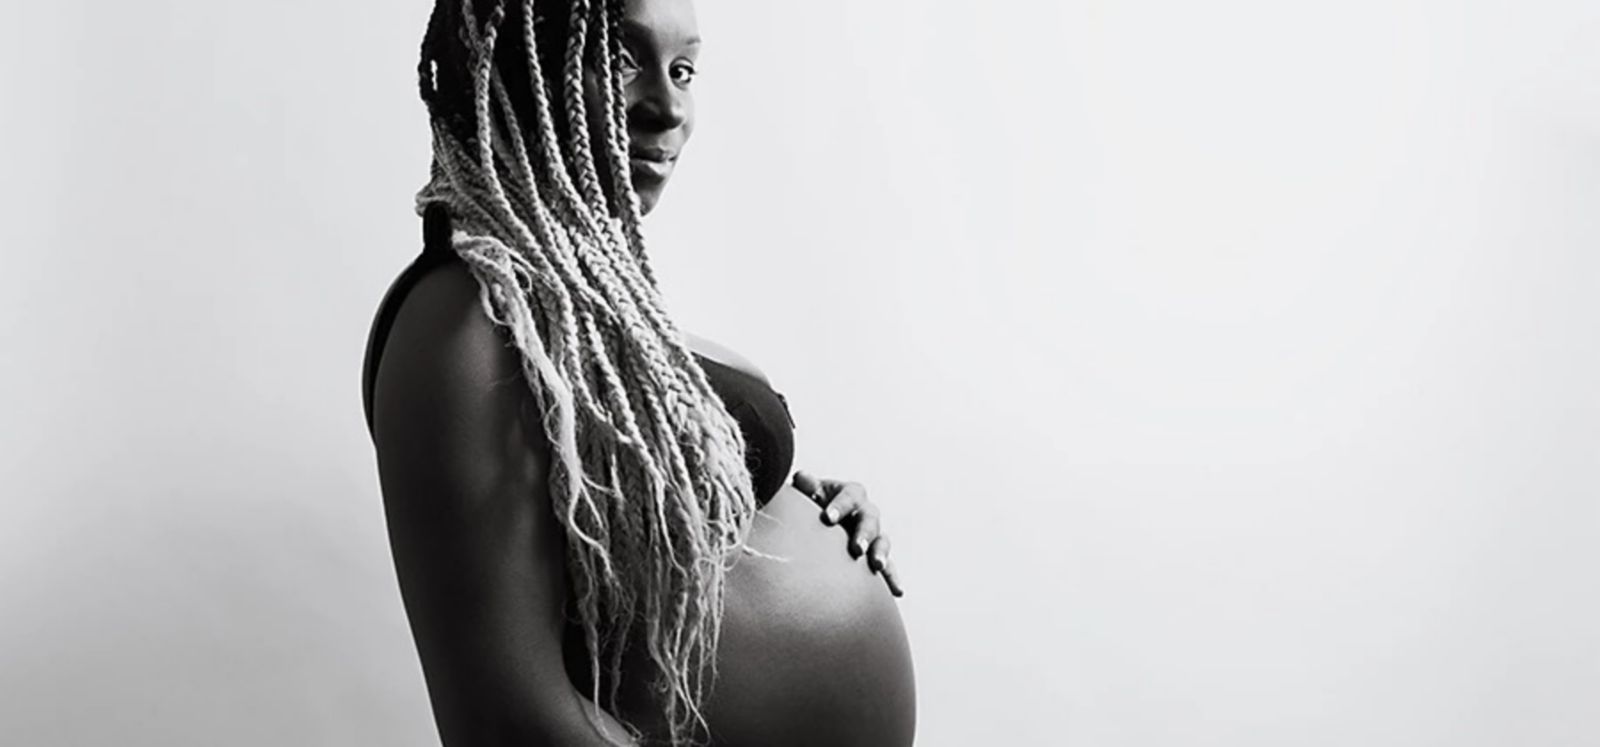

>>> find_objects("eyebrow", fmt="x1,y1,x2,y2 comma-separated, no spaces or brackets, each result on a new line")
619,19,701,48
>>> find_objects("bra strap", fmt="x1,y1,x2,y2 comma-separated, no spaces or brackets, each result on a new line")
422,202,453,255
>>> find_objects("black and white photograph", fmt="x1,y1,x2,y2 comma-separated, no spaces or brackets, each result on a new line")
4,1,1597,745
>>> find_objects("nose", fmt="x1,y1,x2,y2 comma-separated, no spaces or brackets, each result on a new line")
630,68,688,132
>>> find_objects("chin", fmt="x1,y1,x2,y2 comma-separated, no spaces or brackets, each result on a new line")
634,187,663,216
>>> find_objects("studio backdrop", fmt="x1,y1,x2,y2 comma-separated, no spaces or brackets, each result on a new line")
3,1,1597,745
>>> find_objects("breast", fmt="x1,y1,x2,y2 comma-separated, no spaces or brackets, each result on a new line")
595,484,917,746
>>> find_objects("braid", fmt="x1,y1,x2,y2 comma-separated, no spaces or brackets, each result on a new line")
415,1,757,744
561,0,608,209
599,0,656,281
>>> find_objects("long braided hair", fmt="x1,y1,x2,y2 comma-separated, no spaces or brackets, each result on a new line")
416,0,757,742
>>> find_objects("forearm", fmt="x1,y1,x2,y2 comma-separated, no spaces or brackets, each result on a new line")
538,688,640,747
434,687,638,747
418,651,637,747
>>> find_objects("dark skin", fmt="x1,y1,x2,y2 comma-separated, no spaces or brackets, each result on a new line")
583,0,901,593
581,0,698,216
369,1,912,744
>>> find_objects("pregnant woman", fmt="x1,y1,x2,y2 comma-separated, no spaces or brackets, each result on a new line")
361,0,915,744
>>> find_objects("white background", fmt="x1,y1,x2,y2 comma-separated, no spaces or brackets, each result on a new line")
4,1,1598,745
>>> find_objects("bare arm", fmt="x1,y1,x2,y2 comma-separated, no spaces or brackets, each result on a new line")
371,261,634,747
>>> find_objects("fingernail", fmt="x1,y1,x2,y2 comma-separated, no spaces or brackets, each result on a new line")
855,540,867,555
825,508,839,524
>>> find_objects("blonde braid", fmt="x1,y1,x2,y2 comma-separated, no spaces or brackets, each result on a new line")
416,1,759,743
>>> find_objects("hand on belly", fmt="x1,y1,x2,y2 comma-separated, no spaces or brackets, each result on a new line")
584,485,916,746
699,484,917,747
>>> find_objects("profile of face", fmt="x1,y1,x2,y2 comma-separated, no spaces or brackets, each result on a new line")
583,0,700,216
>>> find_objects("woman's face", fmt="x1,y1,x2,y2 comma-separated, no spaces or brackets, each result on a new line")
585,0,700,215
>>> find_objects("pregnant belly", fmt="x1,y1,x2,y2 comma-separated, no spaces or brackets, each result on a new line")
594,484,917,746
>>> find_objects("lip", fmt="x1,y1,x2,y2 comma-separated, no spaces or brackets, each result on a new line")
629,148,677,180
630,146,678,163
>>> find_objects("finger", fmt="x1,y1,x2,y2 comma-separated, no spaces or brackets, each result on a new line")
822,482,868,527
847,505,881,558
881,558,904,597
791,470,824,502
866,535,892,574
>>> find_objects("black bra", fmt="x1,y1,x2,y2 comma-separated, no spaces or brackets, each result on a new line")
361,209,796,504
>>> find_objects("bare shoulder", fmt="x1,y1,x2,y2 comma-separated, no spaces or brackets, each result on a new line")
685,331,770,385
380,259,502,385
370,257,547,479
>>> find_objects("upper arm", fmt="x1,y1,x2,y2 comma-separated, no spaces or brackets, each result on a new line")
370,261,620,745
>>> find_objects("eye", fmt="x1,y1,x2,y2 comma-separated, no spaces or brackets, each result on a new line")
671,62,697,86
617,48,642,79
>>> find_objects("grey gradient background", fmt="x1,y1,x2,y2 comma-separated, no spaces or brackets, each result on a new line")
3,1,1598,745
